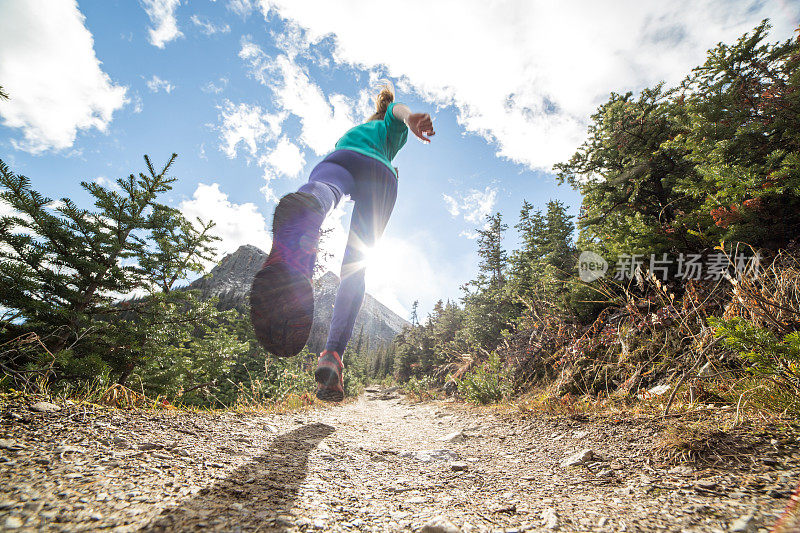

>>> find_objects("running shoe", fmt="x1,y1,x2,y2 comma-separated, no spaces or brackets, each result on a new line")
315,350,344,402
250,192,325,357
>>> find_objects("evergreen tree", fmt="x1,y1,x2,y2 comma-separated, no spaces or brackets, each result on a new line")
667,20,800,248
541,200,576,309
0,155,231,386
410,300,419,327
554,85,700,258
555,21,800,257
508,201,547,303
461,213,515,349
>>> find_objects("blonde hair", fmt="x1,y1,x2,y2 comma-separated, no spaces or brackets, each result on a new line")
367,83,394,122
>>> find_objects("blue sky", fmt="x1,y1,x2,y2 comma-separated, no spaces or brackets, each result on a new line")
1,0,797,319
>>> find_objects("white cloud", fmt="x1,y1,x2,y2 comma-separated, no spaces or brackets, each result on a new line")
259,137,306,179
443,186,497,225
190,14,230,35
202,78,229,94
0,0,127,153
443,195,460,217
180,183,271,263
141,0,182,49
239,38,356,155
94,176,124,192
255,0,798,170
217,97,311,201
217,100,284,159
132,94,144,113
228,0,255,17
146,75,175,93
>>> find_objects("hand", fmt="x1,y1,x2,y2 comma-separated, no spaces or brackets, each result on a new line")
405,113,435,143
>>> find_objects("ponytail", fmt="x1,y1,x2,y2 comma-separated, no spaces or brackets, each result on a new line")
367,82,394,121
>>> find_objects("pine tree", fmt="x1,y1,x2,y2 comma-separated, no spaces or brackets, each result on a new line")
541,200,576,308
477,213,508,284
509,201,547,302
0,155,225,385
461,213,515,349
667,20,800,249
555,21,800,256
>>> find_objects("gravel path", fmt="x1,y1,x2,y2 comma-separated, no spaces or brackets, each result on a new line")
0,390,798,532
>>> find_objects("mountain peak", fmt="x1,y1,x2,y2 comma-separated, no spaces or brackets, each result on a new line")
187,244,409,351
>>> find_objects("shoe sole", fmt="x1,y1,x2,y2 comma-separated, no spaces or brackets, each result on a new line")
249,263,314,357
315,366,344,402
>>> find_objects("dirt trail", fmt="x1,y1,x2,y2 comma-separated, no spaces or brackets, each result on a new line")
1,390,797,532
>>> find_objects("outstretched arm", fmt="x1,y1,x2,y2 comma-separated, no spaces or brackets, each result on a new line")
392,104,435,143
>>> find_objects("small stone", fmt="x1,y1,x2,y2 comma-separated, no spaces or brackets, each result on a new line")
560,448,595,468
730,514,756,533
137,442,162,451
648,384,671,396
64,473,83,479
493,504,517,514
405,496,428,504
4,516,23,529
31,401,61,413
401,449,460,462
598,517,608,527
420,516,460,533
55,446,85,457
669,466,694,476
694,479,717,491
541,507,559,530
112,436,131,449
0,439,24,450
0,500,15,511
438,431,466,443
451,461,469,471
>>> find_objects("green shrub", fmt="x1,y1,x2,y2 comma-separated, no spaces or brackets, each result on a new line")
404,375,436,400
710,317,800,395
457,351,513,404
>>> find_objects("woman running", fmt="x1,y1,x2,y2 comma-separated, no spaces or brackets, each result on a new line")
250,85,435,402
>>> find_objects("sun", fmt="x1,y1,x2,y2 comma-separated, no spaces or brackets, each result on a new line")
361,240,394,284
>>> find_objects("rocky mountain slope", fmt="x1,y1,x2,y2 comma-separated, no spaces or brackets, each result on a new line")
187,245,409,352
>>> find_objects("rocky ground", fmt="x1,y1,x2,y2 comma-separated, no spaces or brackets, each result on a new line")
0,390,798,532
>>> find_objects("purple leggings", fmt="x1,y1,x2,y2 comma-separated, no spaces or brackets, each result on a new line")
298,150,398,356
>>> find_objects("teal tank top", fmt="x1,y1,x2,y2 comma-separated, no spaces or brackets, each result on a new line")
334,102,408,177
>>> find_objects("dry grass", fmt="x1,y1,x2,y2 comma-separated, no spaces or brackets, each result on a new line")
488,381,800,468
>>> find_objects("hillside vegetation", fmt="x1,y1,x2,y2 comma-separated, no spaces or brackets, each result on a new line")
1,22,799,420
363,22,800,419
